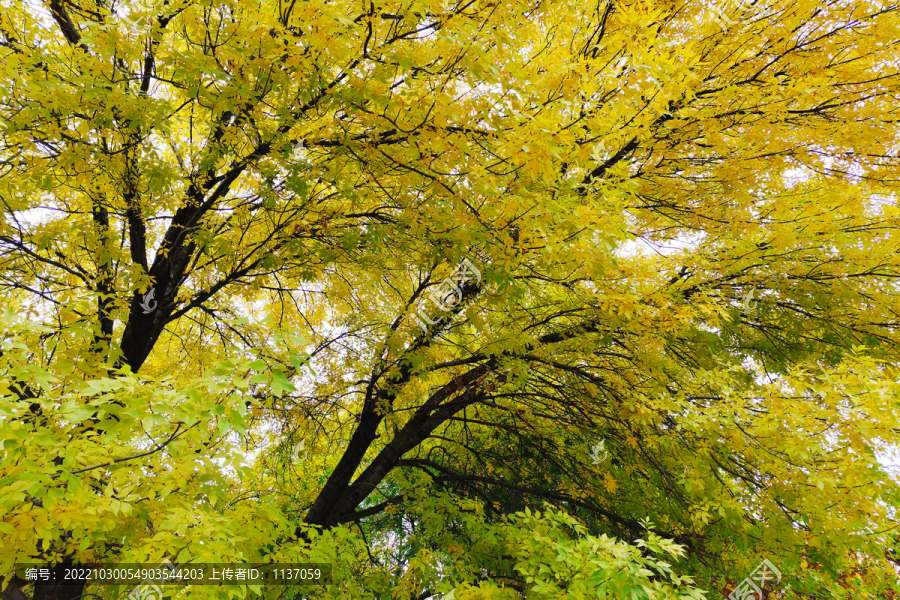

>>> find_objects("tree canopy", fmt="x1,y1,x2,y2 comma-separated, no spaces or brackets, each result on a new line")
1,0,900,598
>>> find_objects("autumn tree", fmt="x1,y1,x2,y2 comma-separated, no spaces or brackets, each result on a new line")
1,0,900,598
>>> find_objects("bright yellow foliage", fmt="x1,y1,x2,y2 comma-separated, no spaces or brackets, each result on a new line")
1,0,900,598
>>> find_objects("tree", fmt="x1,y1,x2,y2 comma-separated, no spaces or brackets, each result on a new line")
1,0,900,597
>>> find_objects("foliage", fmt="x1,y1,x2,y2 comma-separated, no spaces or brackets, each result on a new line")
2,0,900,598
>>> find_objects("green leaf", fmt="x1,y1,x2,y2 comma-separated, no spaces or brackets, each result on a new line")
270,371,296,397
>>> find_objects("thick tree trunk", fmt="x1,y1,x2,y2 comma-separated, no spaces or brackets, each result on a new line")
29,560,88,600
0,575,30,600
